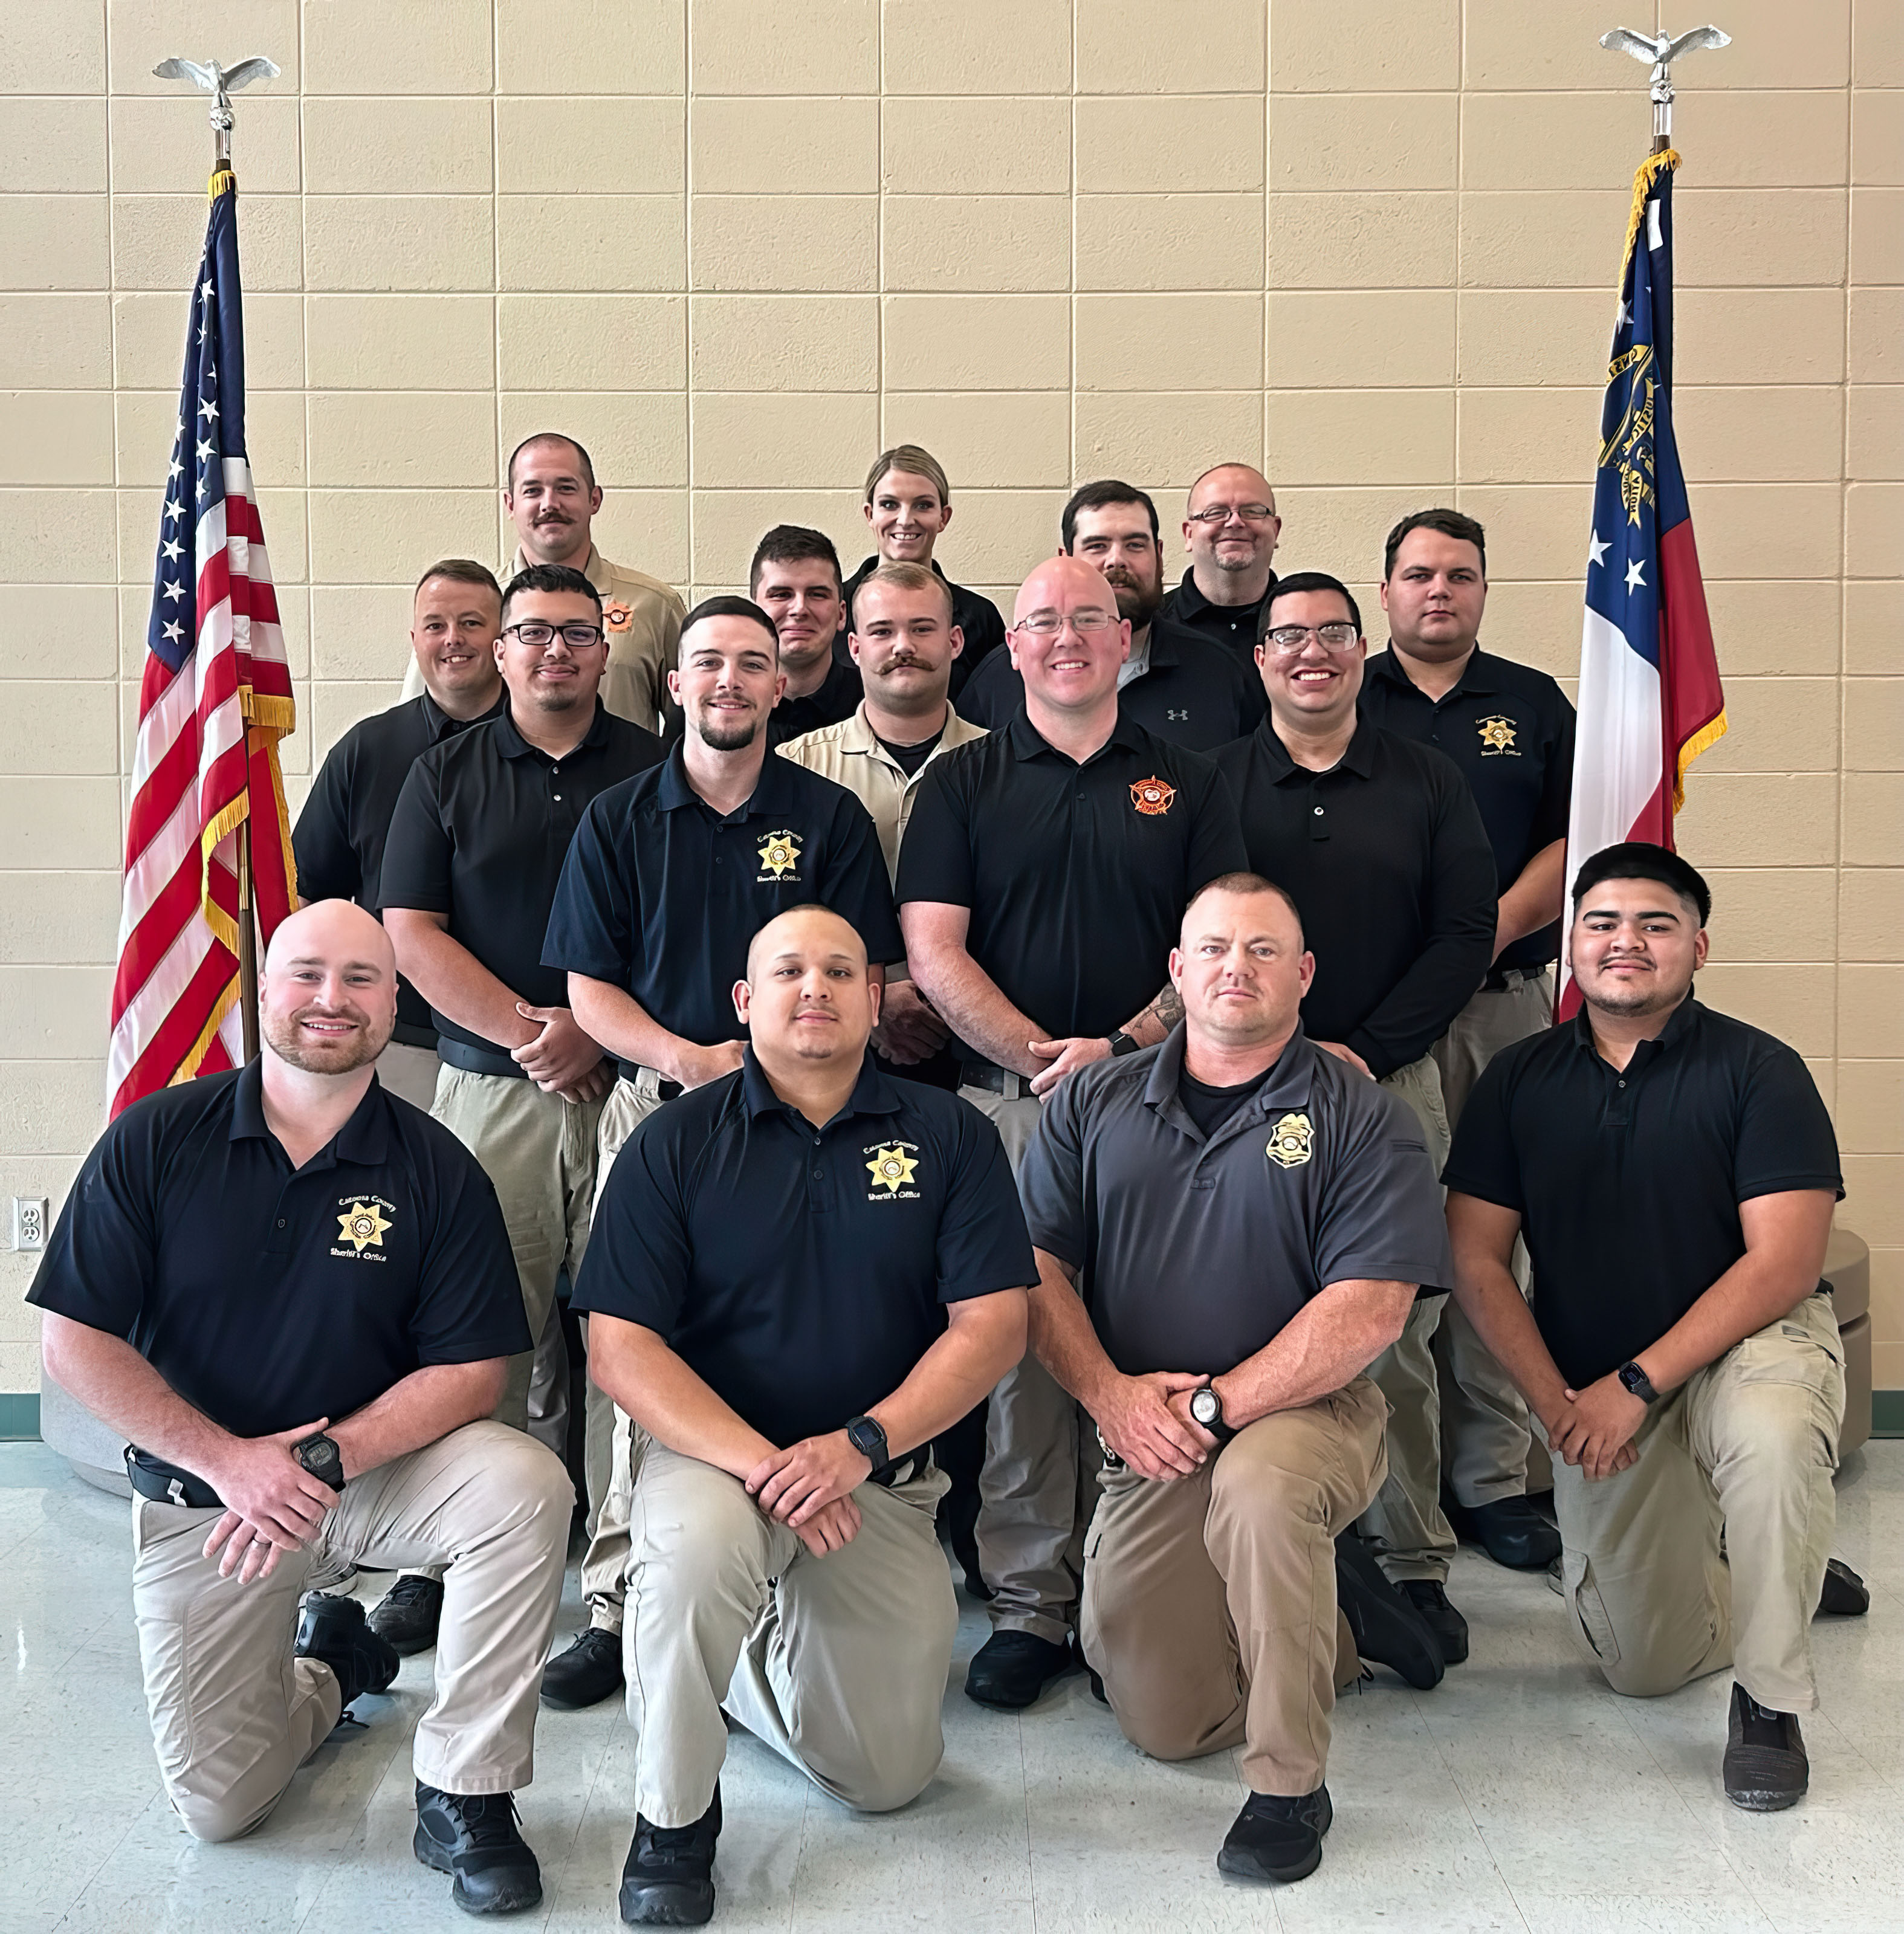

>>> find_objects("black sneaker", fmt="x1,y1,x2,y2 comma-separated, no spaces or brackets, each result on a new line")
1217,1785,1333,1884
963,1630,1075,1710
1400,1580,1469,1666
1333,1535,1443,1691
295,1593,399,1710
1457,1495,1562,1571
540,1626,624,1712
414,1782,543,1915
620,1786,721,1927
1723,1683,1808,1811
1816,1557,1870,1618
368,1574,444,1656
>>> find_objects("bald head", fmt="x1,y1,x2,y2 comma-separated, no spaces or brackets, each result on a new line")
737,905,878,1074
1013,554,1113,627
259,899,398,1077
745,904,867,983
1184,464,1281,603
1008,554,1131,722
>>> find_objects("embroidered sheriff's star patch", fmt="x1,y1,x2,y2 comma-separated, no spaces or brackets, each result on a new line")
867,1146,919,1194
1130,776,1176,816
1477,714,1518,754
758,829,801,878
603,600,633,632
336,1201,392,1251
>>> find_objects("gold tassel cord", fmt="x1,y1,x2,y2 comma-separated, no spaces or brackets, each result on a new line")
1620,147,1679,276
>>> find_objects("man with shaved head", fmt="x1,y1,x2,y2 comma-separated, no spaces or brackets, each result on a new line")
572,905,1032,1926
1160,463,1283,661
898,554,1248,1711
30,901,571,1914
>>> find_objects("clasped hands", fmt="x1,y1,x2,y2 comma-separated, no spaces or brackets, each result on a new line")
1090,1370,1222,1481
745,1431,876,1556
199,1418,342,1585
512,1002,611,1102
1543,1374,1647,1481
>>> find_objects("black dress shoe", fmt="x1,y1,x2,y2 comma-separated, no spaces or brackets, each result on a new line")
414,1782,543,1915
1217,1785,1333,1884
1460,1495,1562,1571
295,1593,399,1709
540,1627,624,1711
1723,1683,1808,1811
1334,1535,1443,1691
368,1573,444,1656
620,1785,720,1927
1400,1580,1469,1667
1816,1557,1870,1618
963,1631,1075,1710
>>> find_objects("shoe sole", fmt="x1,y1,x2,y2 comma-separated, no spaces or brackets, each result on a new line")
1726,1785,1805,1813
539,1675,624,1713
619,1879,716,1926
1216,1840,1324,1884
963,1669,1072,1712
413,1824,543,1916
370,1626,438,1658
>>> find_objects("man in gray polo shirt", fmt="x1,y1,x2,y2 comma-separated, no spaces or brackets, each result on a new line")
1018,871,1452,1887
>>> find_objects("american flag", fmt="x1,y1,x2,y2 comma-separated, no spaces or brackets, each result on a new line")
108,165,299,1116
1558,147,1726,1017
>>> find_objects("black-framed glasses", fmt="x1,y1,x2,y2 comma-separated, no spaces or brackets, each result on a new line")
1264,624,1360,653
503,621,604,648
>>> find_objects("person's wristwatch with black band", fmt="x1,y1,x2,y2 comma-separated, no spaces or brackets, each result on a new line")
1107,1030,1141,1058
844,1414,890,1475
1189,1384,1235,1444
1616,1360,1660,1405
291,1431,346,1492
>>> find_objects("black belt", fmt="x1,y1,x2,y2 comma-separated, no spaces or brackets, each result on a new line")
437,1038,529,1079
870,1450,931,1489
1482,964,1550,992
126,1447,224,1510
959,1059,1034,1099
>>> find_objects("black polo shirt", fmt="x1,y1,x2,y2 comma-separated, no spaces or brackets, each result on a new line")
542,742,904,1059
572,1049,1034,1446
957,615,1266,754
1214,716,1496,1079
294,691,506,1046
770,651,864,749
27,1064,527,1447
1022,1027,1449,1379
381,700,665,1065
1159,566,1277,664
898,710,1248,1044
1444,998,1842,1389
1359,647,1576,970
838,556,1006,702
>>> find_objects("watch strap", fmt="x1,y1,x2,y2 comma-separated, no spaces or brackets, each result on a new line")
1617,1360,1660,1405
844,1414,890,1472
293,1431,346,1492
1107,1029,1141,1058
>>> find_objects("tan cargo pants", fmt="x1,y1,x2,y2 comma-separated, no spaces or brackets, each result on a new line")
1430,970,1552,1507
624,1440,957,1828
1354,1052,1459,1583
1083,1376,1388,1796
1547,1292,1845,1714
130,1421,571,1842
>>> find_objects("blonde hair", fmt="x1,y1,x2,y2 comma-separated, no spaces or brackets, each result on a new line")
863,444,951,508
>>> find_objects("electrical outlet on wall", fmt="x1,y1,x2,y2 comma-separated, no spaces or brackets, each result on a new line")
10,1198,48,1251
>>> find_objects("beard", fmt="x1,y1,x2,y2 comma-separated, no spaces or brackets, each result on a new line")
695,707,760,751
1581,963,1688,1018
264,1002,389,1075
1103,567,1163,630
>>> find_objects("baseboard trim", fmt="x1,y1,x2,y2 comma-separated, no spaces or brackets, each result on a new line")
1871,1391,1904,1439
0,1394,42,1441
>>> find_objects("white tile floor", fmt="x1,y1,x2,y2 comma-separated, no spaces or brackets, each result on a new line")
3,1438,1900,1934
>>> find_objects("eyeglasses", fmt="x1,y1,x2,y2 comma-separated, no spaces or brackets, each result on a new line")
503,622,604,648
1188,503,1277,527
1014,611,1119,638
1263,624,1361,653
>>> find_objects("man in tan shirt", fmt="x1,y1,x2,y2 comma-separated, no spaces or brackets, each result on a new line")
400,431,683,734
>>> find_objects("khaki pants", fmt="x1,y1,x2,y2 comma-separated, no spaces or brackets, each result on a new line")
131,1421,570,1842
1431,971,1552,1507
1355,1052,1459,1583
1547,1293,1844,1714
960,1085,1096,1645
578,1068,675,1633
375,1038,442,1111
625,1440,956,1828
1083,1377,1388,1796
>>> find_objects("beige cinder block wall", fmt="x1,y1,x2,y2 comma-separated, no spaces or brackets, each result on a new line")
1,0,1898,1409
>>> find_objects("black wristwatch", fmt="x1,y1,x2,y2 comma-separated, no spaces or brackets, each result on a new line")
1616,1360,1660,1405
1189,1385,1235,1444
844,1414,890,1475
1107,1029,1142,1058
292,1430,346,1492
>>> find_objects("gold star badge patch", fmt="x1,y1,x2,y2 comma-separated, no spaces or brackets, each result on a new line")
1477,714,1518,755
867,1146,919,1194
1265,1112,1314,1169
336,1201,392,1250
603,600,633,633
758,829,801,879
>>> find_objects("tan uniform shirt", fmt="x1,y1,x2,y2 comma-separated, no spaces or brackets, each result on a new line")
776,702,987,885
401,545,685,734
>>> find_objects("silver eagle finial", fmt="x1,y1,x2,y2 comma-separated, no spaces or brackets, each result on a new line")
152,55,280,135
1601,25,1729,139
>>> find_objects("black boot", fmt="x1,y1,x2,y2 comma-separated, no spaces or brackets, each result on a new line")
1400,1579,1470,1666
540,1626,624,1711
414,1782,544,1915
1457,1495,1562,1571
1723,1683,1808,1811
1217,1785,1332,1884
963,1631,1075,1710
295,1593,399,1710
1816,1557,1870,1618
368,1573,444,1656
620,1786,721,1926
1334,1535,1443,1691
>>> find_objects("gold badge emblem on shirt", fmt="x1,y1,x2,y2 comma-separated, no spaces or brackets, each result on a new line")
866,1143,921,1198
757,829,801,880
1477,714,1519,755
334,1197,393,1255
1130,777,1176,817
1265,1112,1314,1169
603,600,633,634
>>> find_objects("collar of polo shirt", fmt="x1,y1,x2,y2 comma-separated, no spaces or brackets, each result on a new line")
492,696,614,760
1254,710,1381,780
1138,1024,1317,1139
226,1058,389,1167
738,1044,900,1123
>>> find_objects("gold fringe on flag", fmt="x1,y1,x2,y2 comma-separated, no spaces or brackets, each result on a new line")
1620,147,1679,276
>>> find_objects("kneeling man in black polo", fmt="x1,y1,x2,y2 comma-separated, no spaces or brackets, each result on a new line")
573,905,1033,1927
29,901,572,1915
1018,872,1452,1885
1446,844,1868,1813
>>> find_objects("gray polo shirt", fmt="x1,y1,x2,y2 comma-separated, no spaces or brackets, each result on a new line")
1019,1026,1452,1378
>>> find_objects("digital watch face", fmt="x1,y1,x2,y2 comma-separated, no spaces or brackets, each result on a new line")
300,1435,342,1482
